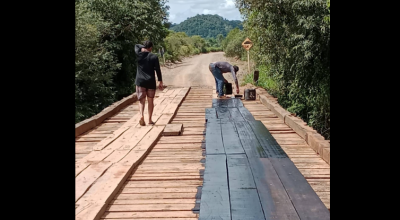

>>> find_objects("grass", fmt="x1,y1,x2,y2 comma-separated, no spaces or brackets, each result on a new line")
242,64,279,96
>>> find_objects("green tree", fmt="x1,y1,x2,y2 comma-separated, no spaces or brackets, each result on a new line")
75,0,169,123
222,28,246,59
170,14,242,38
75,1,119,123
236,0,330,139
85,0,169,99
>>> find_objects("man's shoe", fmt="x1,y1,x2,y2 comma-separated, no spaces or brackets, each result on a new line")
217,95,227,99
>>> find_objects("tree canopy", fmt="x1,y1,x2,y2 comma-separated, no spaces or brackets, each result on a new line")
170,14,243,38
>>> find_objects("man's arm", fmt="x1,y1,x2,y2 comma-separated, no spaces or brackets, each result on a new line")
154,56,162,82
135,44,144,55
154,56,163,90
230,66,240,93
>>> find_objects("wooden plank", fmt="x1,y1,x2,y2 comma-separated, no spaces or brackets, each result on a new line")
230,189,265,220
75,162,90,177
110,199,196,204
226,154,265,219
234,121,266,158
221,121,245,154
205,108,217,122
120,125,165,166
238,106,256,121
227,154,256,189
124,181,203,188
212,99,226,108
115,192,198,200
270,158,330,219
120,187,199,193
102,211,198,219
163,123,183,136
106,204,196,212
75,161,113,202
76,144,93,154
170,87,183,97
216,107,231,119
155,113,174,125
205,120,225,155
199,154,230,220
250,158,300,219
76,126,166,220
233,98,244,107
152,143,203,149
177,113,207,117
177,87,190,96
228,107,245,121
91,127,130,151
247,120,288,158
164,89,175,96
117,126,153,150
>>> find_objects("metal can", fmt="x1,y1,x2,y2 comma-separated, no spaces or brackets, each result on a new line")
244,89,256,100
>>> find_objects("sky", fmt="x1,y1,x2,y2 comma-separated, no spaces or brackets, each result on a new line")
166,0,243,24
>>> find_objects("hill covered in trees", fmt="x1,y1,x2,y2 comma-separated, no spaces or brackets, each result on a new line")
170,14,242,38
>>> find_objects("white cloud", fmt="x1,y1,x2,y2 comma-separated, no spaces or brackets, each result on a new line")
203,9,217,14
167,0,242,24
225,0,235,8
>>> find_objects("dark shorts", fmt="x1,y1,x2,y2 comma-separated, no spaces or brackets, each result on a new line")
136,86,155,100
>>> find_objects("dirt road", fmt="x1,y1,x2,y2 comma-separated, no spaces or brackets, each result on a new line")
160,52,233,88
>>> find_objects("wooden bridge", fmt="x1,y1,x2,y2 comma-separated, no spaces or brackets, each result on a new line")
75,86,330,220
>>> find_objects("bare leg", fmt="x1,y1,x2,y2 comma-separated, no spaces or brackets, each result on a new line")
139,98,145,124
148,97,154,123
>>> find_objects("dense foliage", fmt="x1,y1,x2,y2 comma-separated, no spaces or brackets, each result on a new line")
235,0,330,139
221,28,247,60
75,0,169,123
170,14,243,38
160,31,224,63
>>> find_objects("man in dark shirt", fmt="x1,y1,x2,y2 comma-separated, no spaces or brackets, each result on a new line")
209,61,239,98
135,40,163,126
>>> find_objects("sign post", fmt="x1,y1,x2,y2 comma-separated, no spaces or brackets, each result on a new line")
241,37,253,74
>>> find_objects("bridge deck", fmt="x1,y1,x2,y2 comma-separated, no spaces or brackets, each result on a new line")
75,87,330,219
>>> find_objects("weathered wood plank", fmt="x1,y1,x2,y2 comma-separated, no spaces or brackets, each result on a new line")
227,154,264,219
75,161,113,202
270,158,330,219
238,106,256,121
230,189,265,220
199,154,230,220
205,120,225,155
102,211,198,219
234,121,266,158
247,120,288,158
227,154,256,189
163,123,183,136
216,107,231,119
205,108,217,122
228,107,245,121
250,158,300,219
221,121,245,154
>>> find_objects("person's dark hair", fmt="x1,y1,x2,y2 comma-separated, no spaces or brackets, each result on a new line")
233,65,239,73
143,40,153,49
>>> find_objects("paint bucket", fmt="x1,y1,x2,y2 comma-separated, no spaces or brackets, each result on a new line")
224,83,232,95
244,89,256,100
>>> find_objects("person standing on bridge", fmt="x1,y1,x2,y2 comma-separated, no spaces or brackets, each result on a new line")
209,62,239,98
135,40,164,126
